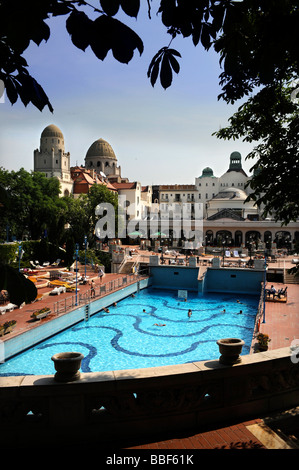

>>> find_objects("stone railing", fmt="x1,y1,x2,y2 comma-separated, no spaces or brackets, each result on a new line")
1,347,298,447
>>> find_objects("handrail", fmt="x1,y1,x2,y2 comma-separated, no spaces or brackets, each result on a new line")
118,254,129,273
53,273,149,316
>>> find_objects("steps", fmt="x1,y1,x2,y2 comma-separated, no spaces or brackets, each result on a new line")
284,270,299,284
119,261,134,274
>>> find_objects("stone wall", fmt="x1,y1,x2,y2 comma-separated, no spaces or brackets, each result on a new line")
0,347,298,447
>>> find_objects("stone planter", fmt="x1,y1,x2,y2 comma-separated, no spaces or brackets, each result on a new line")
51,352,84,382
216,338,245,365
257,344,268,351
31,308,51,321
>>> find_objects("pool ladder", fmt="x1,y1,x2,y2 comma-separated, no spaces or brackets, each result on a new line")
85,303,90,321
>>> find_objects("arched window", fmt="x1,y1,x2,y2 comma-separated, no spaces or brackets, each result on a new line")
235,230,242,247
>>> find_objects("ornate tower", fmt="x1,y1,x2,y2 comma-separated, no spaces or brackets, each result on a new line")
34,124,73,196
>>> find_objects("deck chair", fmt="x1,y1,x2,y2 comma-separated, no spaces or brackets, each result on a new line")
233,250,239,257
51,259,61,266
275,286,288,299
225,251,231,257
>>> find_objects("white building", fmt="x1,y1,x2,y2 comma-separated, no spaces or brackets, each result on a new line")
34,126,151,219
159,151,259,220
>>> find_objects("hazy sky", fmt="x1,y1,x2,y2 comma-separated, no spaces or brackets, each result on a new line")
0,3,257,186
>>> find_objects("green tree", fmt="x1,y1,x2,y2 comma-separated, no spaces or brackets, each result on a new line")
0,168,66,241
1,0,299,227
213,83,299,224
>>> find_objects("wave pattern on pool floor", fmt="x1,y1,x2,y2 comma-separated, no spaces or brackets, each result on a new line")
0,289,258,376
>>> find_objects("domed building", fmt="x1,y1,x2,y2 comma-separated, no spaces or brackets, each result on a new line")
33,124,73,196
84,138,121,180
206,186,258,220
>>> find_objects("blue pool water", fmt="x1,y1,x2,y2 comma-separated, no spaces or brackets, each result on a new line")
0,288,259,376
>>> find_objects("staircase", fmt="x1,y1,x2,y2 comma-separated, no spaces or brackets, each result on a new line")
119,261,134,274
284,269,299,284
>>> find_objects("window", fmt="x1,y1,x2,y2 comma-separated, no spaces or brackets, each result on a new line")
206,193,208,198
198,193,201,199
56,159,58,164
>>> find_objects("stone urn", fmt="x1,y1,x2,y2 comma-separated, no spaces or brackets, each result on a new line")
51,352,84,382
216,338,245,365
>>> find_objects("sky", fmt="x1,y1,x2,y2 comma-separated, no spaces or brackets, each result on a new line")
0,2,257,186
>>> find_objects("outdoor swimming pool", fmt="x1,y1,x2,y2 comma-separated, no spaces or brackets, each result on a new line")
0,288,259,376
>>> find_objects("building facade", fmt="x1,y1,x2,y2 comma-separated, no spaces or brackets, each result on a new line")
33,125,299,249
33,124,73,196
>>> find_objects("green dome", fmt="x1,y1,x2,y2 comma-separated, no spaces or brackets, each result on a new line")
200,167,214,178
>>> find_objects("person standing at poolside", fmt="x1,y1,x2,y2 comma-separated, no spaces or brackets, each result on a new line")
90,280,95,298
98,268,104,283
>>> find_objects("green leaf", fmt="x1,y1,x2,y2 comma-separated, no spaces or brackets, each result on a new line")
160,53,172,89
120,0,140,18
168,50,181,74
4,77,18,105
149,56,162,87
100,0,120,16
90,15,143,63
66,10,92,51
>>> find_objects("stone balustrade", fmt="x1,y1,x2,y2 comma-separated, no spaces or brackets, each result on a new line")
0,347,298,447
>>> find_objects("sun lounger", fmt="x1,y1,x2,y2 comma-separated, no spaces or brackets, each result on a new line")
233,250,239,257
51,259,61,266
0,303,17,314
225,251,231,257
50,286,66,295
